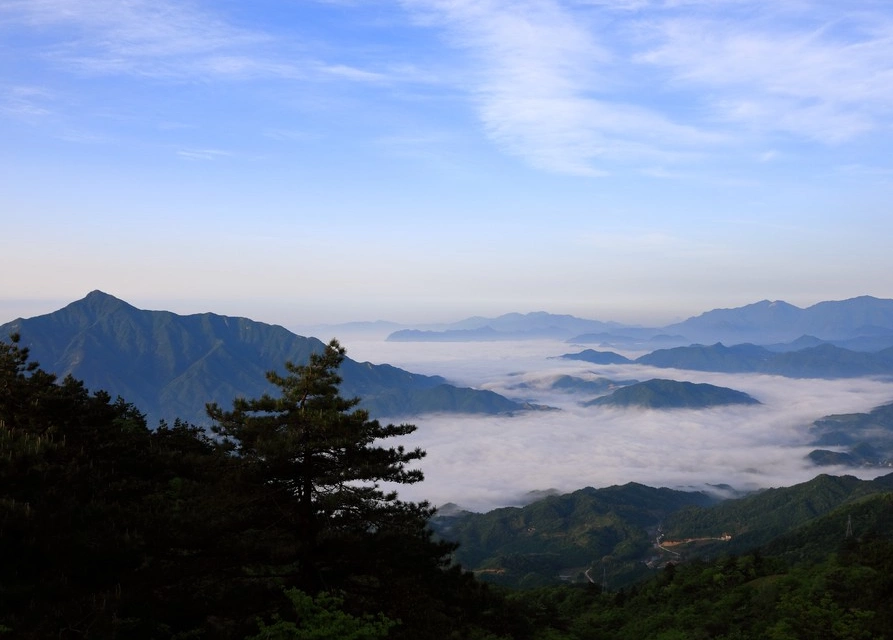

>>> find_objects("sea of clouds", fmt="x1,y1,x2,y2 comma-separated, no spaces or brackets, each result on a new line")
343,337,893,513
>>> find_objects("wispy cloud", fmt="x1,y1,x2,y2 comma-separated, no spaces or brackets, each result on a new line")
403,0,719,175
0,0,396,85
401,0,893,175
5,0,893,176
1,85,55,119
176,148,233,161
633,5,893,143
1,0,270,79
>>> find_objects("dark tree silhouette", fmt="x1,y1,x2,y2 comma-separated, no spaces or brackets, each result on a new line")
206,338,430,588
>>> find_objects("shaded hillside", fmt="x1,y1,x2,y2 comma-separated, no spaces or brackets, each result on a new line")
432,484,716,588
585,379,759,409
663,473,893,557
1,291,525,425
434,472,893,591
759,491,893,564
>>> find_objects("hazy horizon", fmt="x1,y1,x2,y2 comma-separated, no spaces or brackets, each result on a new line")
3,290,892,334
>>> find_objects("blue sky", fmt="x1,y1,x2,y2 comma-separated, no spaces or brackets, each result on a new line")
3,0,893,326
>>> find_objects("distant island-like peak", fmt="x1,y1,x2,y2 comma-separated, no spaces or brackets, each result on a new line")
585,379,760,409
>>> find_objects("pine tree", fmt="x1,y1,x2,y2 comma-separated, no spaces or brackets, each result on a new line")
206,339,430,589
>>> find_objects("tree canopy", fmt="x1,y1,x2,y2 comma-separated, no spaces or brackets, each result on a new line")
207,338,429,579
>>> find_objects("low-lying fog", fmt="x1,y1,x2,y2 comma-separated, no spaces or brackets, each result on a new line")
343,337,893,513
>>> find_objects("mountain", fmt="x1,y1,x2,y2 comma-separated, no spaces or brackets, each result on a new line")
566,330,688,348
584,379,760,409
663,473,893,557
635,342,893,378
432,483,717,588
384,296,893,346
765,333,893,353
634,342,773,371
547,374,638,395
387,327,506,342
807,401,893,468
434,472,893,589
664,296,893,344
505,374,639,401
386,312,638,342
557,349,633,365
759,491,893,564
0,291,526,425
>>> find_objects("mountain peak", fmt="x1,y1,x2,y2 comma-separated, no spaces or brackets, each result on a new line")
71,290,136,316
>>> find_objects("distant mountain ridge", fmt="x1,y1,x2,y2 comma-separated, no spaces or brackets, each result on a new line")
387,311,626,342
0,291,526,425
663,296,893,344
635,342,893,378
559,341,893,379
807,401,893,468
383,296,893,346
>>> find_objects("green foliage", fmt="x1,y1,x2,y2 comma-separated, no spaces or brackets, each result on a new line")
0,333,247,636
434,484,715,589
662,473,893,556
247,589,396,640
206,339,431,588
503,537,893,640
0,335,505,639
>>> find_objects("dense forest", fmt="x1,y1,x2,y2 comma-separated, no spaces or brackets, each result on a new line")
2,334,892,639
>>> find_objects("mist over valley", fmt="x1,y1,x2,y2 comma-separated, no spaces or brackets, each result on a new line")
341,335,893,512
